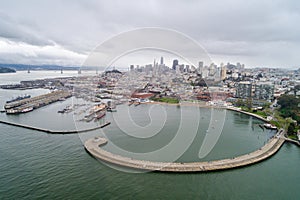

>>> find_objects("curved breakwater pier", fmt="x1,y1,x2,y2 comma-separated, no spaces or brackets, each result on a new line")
84,129,285,172
0,119,110,134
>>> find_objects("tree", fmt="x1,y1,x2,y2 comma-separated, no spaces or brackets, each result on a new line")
277,95,300,110
245,98,252,110
288,122,296,135
235,99,245,107
277,94,300,125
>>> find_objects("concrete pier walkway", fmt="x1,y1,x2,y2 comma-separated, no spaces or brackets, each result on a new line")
283,136,300,146
0,120,110,134
84,130,285,172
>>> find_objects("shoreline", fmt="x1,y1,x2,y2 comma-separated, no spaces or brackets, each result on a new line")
143,101,270,122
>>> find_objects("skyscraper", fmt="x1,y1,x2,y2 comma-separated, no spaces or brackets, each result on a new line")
172,59,178,70
160,57,164,65
198,61,204,74
221,65,227,80
198,61,204,69
130,65,134,71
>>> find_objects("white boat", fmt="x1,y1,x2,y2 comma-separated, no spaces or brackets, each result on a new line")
263,123,277,130
21,107,33,113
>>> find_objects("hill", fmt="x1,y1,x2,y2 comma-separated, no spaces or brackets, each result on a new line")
0,67,16,73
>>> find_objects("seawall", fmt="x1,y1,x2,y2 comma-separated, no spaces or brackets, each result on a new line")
84,129,285,172
0,119,110,134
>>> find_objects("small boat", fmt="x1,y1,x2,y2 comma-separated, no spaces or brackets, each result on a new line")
94,112,106,122
95,112,106,119
263,123,277,130
20,107,33,113
107,107,117,112
6,109,18,114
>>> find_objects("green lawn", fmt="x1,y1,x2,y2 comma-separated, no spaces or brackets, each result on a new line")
152,97,179,104
288,135,298,140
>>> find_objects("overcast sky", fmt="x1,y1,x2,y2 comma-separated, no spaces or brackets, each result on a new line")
0,0,300,68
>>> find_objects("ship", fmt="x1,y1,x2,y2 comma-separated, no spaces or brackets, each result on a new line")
6,95,31,104
20,107,34,113
6,106,33,114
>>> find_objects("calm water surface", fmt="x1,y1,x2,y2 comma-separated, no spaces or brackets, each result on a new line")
0,72,299,200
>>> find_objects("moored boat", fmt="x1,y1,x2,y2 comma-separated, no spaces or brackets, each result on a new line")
6,95,31,104
107,107,117,112
263,123,277,130
94,112,106,121
20,107,34,113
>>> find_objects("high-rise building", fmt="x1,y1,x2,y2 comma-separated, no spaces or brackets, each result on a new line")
185,65,190,73
201,67,209,78
172,59,179,70
221,66,227,80
208,63,216,76
198,61,204,73
130,65,134,71
179,64,184,72
160,57,164,65
198,61,204,68
253,82,274,101
236,82,252,99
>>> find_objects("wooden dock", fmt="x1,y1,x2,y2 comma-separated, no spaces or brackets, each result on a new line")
84,130,285,172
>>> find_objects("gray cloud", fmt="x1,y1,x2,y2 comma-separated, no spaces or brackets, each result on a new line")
0,0,300,67
0,13,54,46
